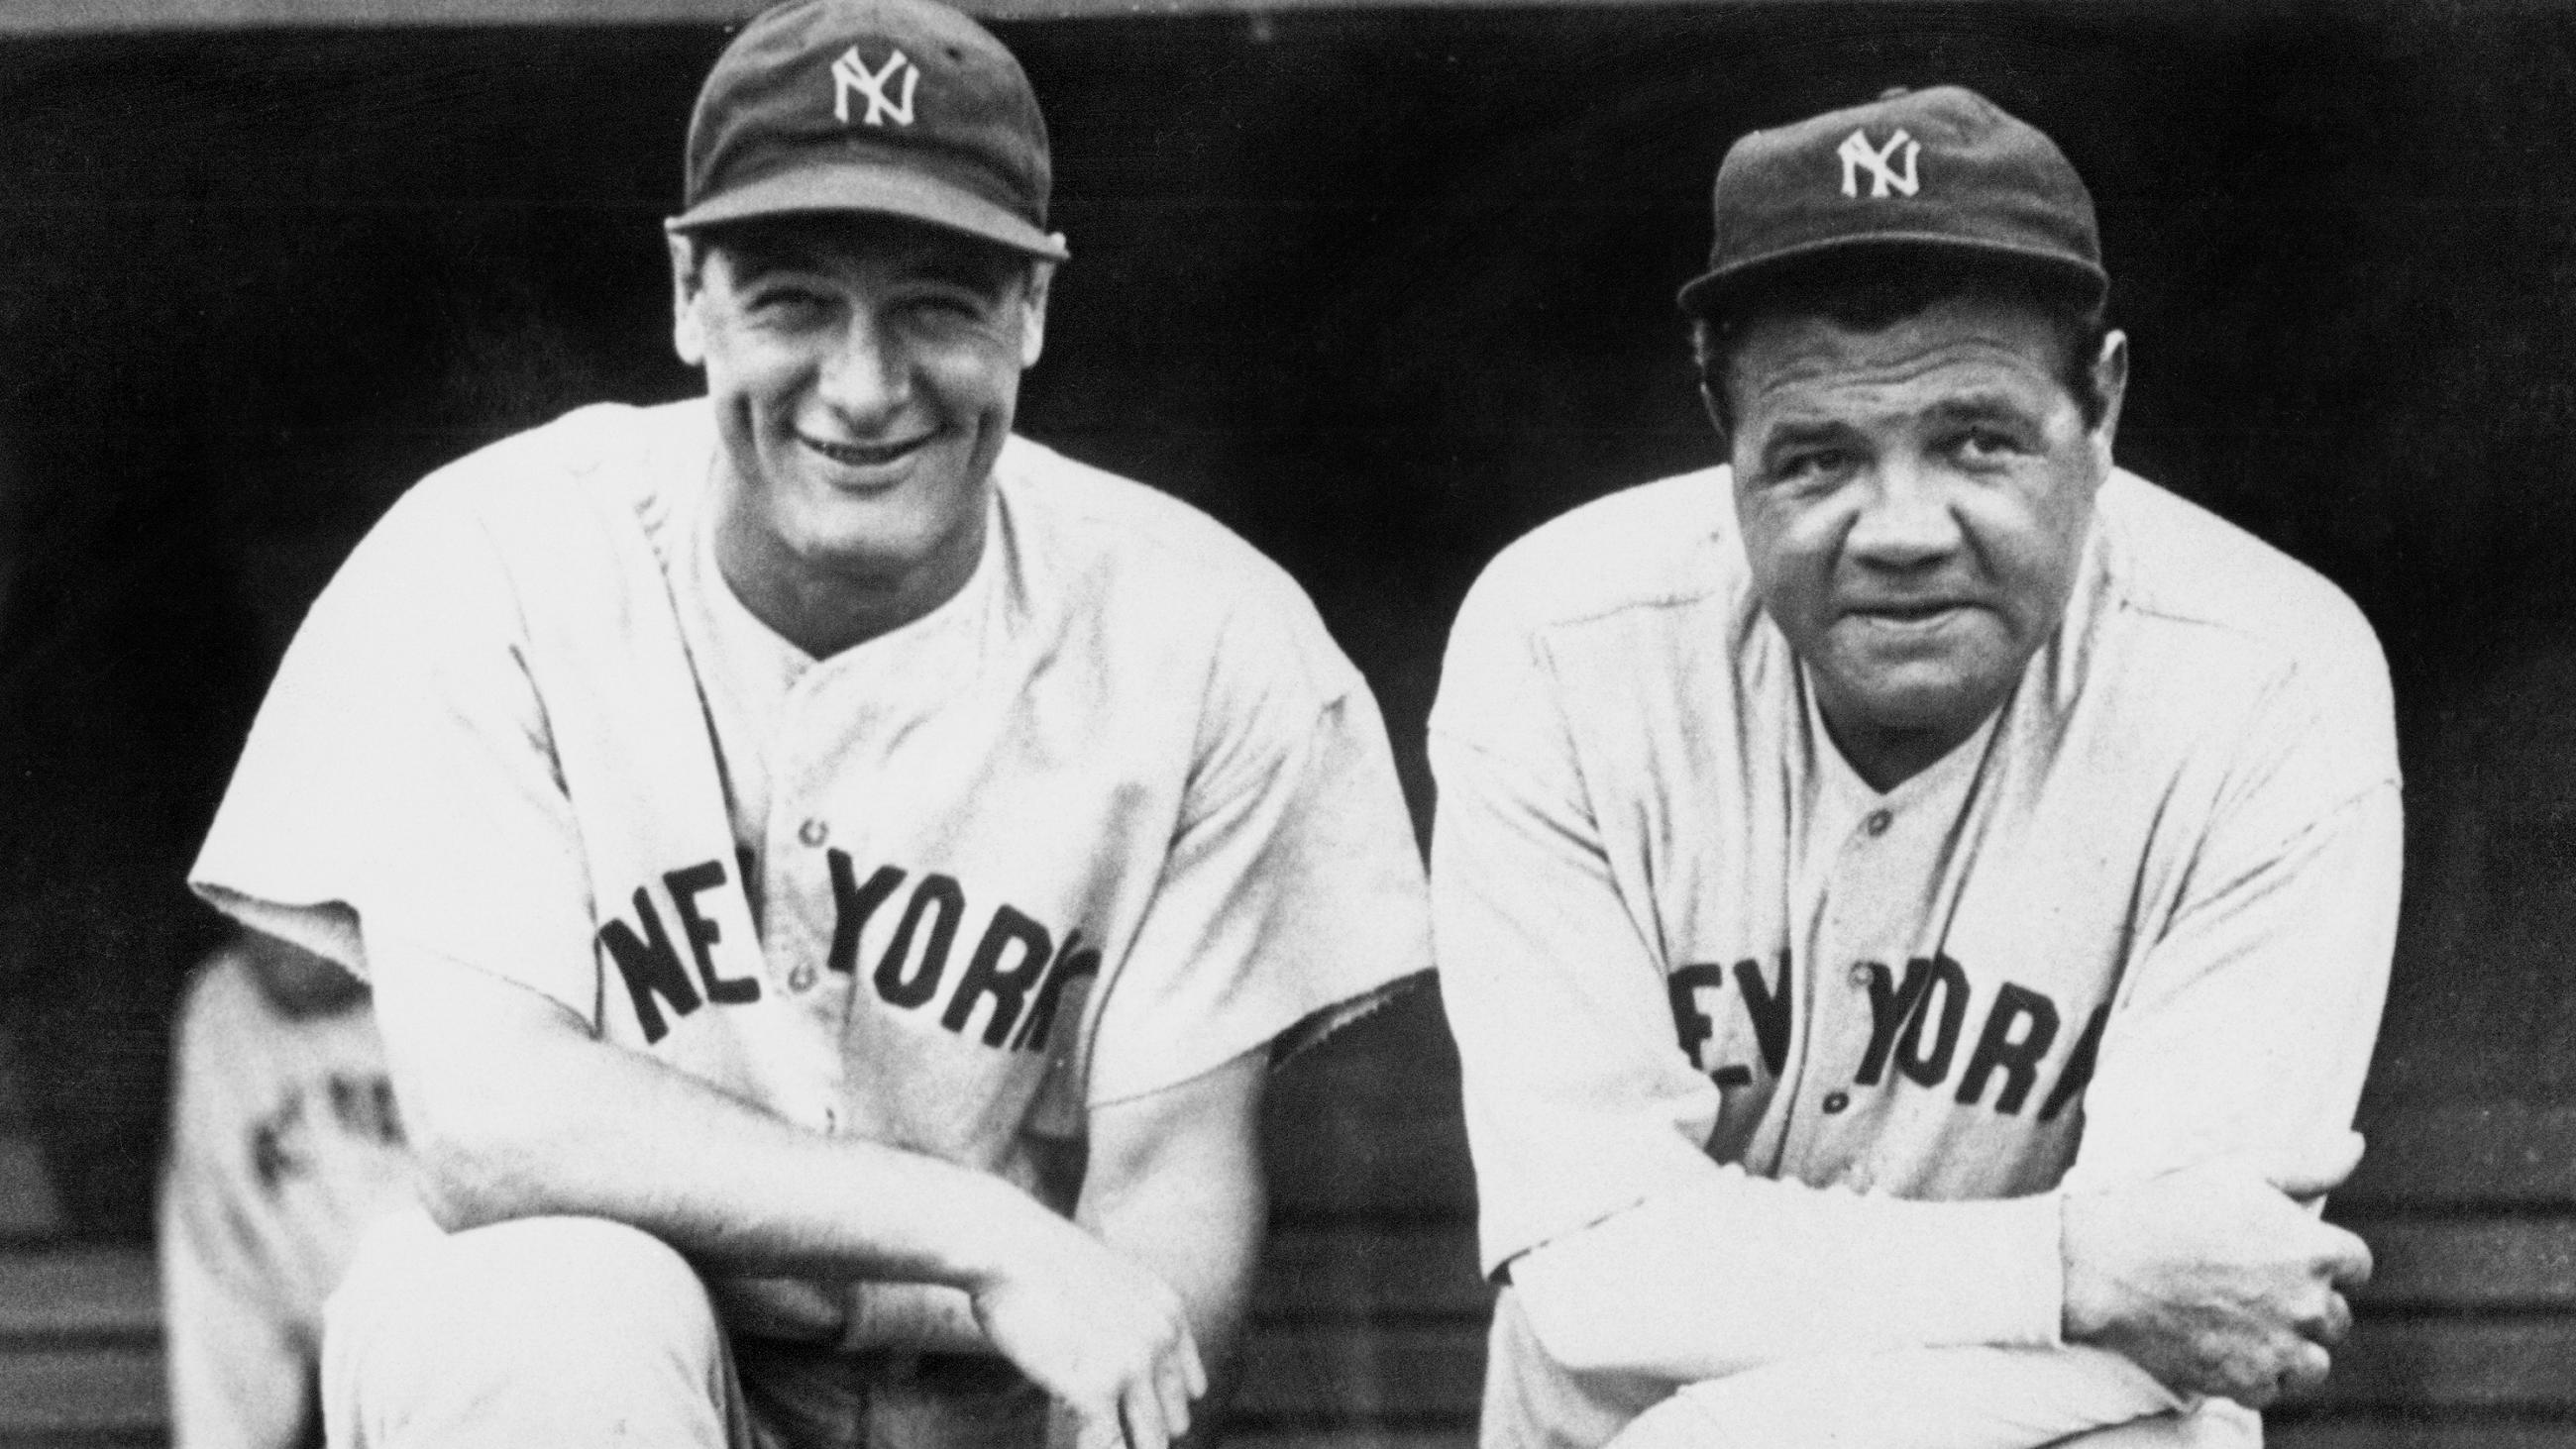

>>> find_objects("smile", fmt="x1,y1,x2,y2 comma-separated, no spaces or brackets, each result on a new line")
800,432,934,470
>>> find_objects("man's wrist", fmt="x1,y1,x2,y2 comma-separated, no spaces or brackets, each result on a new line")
941,1169,1087,1296
841,1282,993,1353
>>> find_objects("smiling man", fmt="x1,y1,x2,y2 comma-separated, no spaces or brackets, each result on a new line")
1432,87,2399,1449
185,3,1431,1447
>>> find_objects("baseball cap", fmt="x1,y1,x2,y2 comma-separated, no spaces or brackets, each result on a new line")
668,0,1069,262
1677,85,2102,320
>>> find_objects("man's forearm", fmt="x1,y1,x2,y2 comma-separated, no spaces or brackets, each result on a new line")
1079,1053,1268,1390
1510,1168,2065,1382
374,941,1079,1296
1049,1049,1268,1449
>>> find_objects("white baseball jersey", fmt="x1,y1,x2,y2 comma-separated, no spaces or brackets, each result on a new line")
190,398,1430,1340
1431,466,2399,1449
161,936,415,1449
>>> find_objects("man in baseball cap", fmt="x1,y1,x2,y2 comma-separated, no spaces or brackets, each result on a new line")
1433,86,2397,1448
186,1,1434,1446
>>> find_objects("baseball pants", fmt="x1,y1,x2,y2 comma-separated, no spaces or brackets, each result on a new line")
321,1209,1050,1449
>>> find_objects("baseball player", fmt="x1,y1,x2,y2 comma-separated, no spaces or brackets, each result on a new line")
185,2,1431,1447
1432,86,2396,1449
160,930,414,1449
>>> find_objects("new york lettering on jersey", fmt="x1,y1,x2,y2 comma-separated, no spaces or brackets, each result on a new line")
594,851,1100,1054
1665,951,2105,1123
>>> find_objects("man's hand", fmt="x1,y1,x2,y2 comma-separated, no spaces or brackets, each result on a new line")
2062,1135,2373,1408
969,1216,1208,1449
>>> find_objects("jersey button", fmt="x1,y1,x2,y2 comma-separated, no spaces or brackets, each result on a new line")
799,817,829,848
1822,1090,1851,1114
1865,809,1892,836
1848,962,1874,987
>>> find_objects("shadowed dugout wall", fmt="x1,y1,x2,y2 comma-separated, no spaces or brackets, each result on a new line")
0,3,2573,1442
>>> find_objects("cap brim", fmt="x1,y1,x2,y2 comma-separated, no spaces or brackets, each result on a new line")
668,161,1069,262
1678,233,2105,319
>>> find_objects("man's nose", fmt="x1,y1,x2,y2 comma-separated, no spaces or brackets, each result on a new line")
1845,457,1963,568
817,312,909,421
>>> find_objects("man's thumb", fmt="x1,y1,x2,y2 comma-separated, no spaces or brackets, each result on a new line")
2263,1130,2365,1201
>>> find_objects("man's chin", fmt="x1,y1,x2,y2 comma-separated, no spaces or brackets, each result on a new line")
1821,668,2015,741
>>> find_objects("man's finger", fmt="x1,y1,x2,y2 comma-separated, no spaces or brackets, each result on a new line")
1122,1383,1171,1449
2281,1338,2334,1395
1154,1352,1194,1443
1180,1332,1208,1400
2222,1367,2280,1412
2316,1223,2375,1288
1073,1399,1127,1449
2309,1290,2354,1346
2264,1131,2365,1200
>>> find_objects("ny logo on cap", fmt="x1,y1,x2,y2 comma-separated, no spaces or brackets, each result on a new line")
1838,127,1921,199
832,46,919,127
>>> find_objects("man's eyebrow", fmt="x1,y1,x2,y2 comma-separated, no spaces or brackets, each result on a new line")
908,249,1020,295
729,239,1015,295
720,242,825,282
1755,417,1857,454
1923,391,2043,426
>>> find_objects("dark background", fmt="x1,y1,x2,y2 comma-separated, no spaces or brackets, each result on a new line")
0,0,2570,1247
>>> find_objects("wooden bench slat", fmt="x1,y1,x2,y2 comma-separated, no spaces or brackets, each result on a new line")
1233,1322,1485,1424
2308,1320,2576,1410
2344,1102,2576,1209
1256,1227,1490,1322
0,1250,160,1344
2272,1421,2576,1449
0,1137,66,1239
0,1347,166,1435
2349,1220,2576,1308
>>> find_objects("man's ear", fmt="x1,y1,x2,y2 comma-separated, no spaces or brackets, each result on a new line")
669,232,707,367
2090,329,2130,453
1019,255,1057,368
1697,376,1733,452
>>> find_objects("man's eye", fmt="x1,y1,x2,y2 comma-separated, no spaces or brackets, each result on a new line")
1950,428,2023,464
751,287,830,317
907,291,992,323
1774,450,1849,482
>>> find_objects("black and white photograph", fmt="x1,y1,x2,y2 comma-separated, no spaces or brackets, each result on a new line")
0,2,2571,1447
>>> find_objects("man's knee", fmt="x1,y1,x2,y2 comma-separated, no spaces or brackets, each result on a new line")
326,1211,734,1448
340,1211,715,1349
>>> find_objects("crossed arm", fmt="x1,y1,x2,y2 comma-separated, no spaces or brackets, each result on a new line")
1431,724,2397,1449
370,936,1265,1449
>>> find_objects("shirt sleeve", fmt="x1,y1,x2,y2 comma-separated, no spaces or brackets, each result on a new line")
2064,786,2402,1193
188,480,602,1021
1430,572,2069,1378
1081,586,1432,1106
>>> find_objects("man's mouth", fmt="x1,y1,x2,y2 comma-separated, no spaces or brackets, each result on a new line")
801,432,934,469
1846,599,1973,629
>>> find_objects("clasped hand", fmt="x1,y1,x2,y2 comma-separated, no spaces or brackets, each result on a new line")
970,1218,1207,1449
2063,1135,2373,1409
